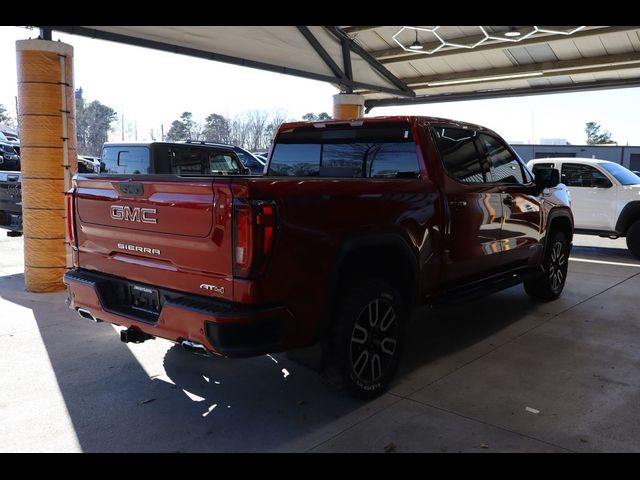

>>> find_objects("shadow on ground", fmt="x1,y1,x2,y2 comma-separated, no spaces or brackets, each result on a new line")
1,273,363,451
398,286,538,381
1,271,537,452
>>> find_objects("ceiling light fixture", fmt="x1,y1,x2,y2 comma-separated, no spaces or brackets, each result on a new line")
392,26,586,55
408,28,423,50
392,26,445,54
504,26,521,38
426,71,543,87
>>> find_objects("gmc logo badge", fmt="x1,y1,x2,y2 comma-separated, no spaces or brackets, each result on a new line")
110,205,157,224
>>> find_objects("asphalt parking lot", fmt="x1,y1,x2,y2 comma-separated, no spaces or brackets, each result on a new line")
1,233,639,452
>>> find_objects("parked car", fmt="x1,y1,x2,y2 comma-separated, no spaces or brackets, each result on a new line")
78,156,100,173
0,127,20,154
64,116,572,399
100,142,249,175
0,131,20,171
528,158,640,258
1,156,102,236
0,171,22,235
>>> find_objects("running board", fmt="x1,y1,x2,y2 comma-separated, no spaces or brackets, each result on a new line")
428,268,539,307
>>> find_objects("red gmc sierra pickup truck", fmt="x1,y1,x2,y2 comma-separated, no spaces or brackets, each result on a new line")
64,116,573,398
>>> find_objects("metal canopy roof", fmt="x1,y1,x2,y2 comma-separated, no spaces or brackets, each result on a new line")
45,26,640,111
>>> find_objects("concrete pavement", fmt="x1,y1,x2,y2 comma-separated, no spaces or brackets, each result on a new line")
1,234,639,452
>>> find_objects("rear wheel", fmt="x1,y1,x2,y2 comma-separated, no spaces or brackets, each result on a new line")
333,278,406,400
626,220,640,259
524,231,569,301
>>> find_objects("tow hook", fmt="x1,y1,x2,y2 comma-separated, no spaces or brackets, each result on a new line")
120,328,154,344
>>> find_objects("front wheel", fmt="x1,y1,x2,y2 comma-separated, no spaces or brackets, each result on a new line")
524,231,569,301
333,278,406,400
626,220,640,259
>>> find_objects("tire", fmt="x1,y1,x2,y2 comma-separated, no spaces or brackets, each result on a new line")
524,231,569,301
332,277,406,400
626,220,640,259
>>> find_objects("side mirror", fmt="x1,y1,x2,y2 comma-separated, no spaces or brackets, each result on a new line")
534,168,560,191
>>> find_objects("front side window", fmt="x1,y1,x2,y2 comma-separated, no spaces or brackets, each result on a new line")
170,147,243,175
433,127,485,184
562,163,612,188
478,134,525,184
100,146,150,174
234,148,265,169
599,162,640,186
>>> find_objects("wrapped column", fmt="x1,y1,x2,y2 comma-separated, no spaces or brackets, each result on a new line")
16,39,77,292
332,93,365,120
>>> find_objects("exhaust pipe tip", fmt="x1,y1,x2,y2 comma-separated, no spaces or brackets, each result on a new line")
77,308,102,323
181,340,210,356
120,328,154,344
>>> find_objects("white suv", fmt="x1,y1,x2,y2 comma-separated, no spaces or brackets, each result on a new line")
527,157,640,258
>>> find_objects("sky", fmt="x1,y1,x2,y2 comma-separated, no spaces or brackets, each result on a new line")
1,25,640,146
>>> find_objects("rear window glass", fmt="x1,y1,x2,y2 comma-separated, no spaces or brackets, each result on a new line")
100,146,150,174
269,144,321,176
268,125,420,178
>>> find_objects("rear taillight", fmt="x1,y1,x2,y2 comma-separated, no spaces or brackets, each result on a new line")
65,188,75,247
233,200,277,277
233,203,253,275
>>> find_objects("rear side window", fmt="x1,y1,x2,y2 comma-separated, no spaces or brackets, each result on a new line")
478,134,525,184
100,146,150,174
268,125,420,178
432,127,485,184
561,163,612,188
209,153,242,174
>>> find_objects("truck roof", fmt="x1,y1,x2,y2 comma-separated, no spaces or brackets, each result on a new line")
528,157,617,166
278,115,490,133
102,141,236,147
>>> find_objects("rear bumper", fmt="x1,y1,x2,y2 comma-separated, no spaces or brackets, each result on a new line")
0,155,20,169
0,210,22,232
63,269,296,357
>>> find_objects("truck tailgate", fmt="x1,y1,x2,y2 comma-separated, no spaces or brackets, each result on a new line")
74,175,234,301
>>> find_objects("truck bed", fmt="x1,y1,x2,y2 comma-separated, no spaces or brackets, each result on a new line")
67,172,438,352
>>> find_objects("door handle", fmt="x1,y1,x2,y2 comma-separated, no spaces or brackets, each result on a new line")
503,196,514,206
449,200,467,208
